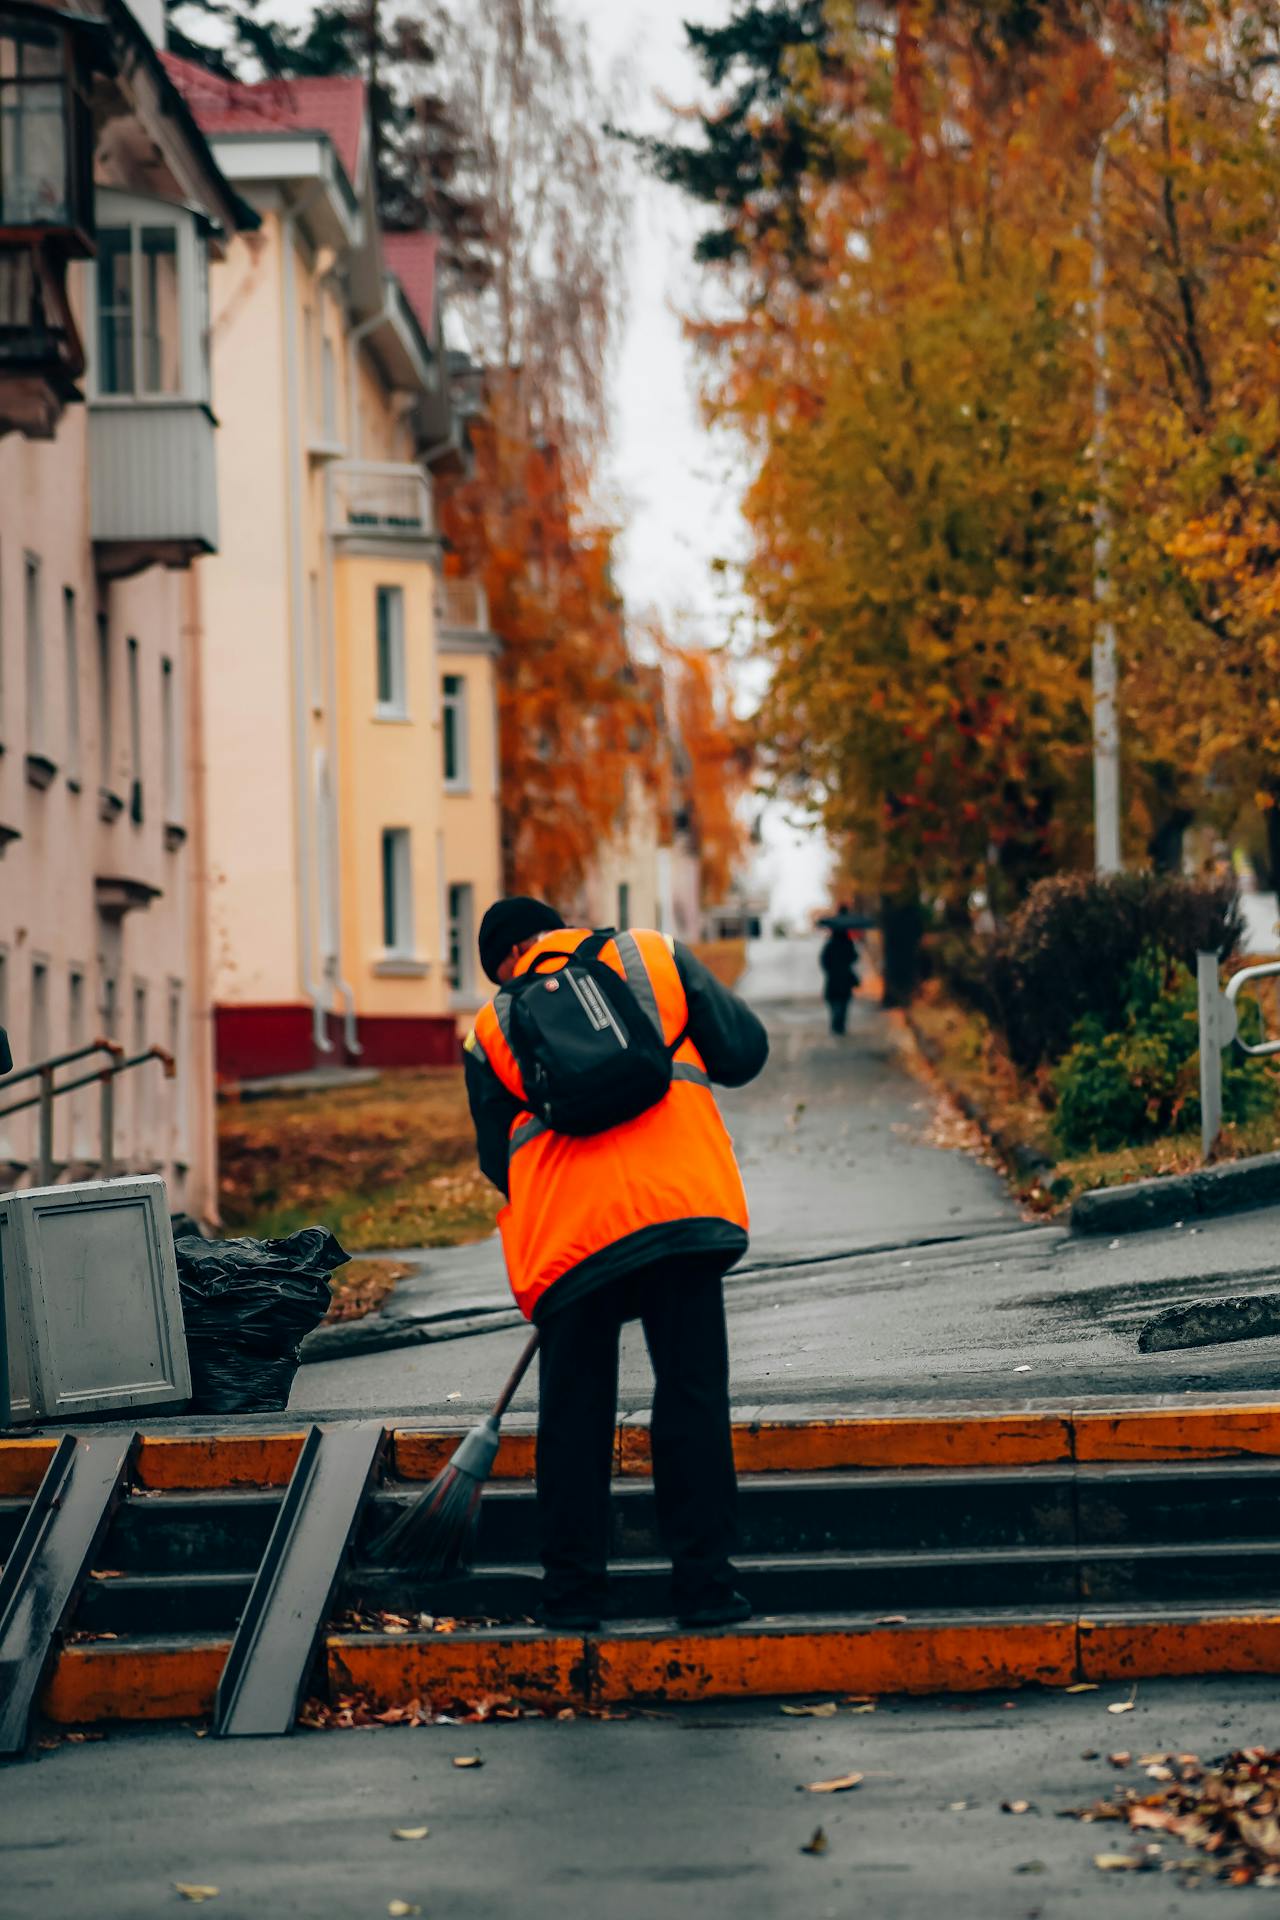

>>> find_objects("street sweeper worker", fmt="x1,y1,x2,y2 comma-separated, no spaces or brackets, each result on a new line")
464,895,769,1633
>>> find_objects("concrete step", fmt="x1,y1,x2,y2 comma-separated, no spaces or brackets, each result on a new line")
42,1600,1280,1726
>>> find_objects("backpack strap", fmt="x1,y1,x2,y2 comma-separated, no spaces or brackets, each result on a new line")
613,929,688,1057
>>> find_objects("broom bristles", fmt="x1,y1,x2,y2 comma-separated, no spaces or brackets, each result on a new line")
373,1414,502,1578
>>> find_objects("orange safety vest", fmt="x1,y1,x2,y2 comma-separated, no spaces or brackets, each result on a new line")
471,927,750,1321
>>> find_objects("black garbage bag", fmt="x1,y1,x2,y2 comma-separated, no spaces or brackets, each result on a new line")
175,1226,348,1414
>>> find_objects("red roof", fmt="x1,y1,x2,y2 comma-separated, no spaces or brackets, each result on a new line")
382,231,440,344
162,54,366,190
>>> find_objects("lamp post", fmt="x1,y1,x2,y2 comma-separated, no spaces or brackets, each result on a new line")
1090,102,1135,876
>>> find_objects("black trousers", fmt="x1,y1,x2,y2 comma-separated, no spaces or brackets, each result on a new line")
535,1254,739,1613
827,993,851,1034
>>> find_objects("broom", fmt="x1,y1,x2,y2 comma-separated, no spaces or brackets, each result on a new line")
372,1330,540,1576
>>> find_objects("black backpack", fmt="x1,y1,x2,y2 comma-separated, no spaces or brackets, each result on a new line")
502,932,685,1137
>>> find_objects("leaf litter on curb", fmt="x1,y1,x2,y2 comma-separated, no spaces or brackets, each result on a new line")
781,1702,837,1717
802,1773,863,1794
453,1754,483,1768
388,1903,421,1918
801,1827,829,1855
174,1888,219,1904
1063,1745,1280,1885
391,1828,429,1841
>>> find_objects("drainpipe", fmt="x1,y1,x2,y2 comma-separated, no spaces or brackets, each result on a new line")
281,186,332,1054
323,496,362,1055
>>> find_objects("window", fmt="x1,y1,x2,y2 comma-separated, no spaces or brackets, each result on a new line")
447,884,474,996
375,587,406,716
30,958,49,1064
24,552,42,749
126,635,141,821
168,979,187,1162
161,655,179,821
63,587,79,784
442,673,468,788
617,883,631,931
96,223,181,396
380,828,413,954
96,611,113,792
0,21,81,228
68,966,89,1155
132,978,149,1156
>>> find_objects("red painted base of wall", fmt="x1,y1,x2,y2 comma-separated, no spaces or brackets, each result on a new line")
216,1005,460,1081
215,1005,316,1082
353,1016,460,1068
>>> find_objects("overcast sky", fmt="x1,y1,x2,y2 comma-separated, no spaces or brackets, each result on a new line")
574,0,830,924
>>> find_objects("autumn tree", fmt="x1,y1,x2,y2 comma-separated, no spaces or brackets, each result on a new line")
651,0,1280,995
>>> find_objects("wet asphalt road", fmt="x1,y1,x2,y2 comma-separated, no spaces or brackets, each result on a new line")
8,1677,1278,1919
291,937,1280,1422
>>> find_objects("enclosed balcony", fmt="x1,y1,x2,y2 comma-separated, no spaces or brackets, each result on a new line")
435,577,490,636
328,460,435,551
86,189,219,577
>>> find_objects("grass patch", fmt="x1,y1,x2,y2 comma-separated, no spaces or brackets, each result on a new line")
218,1068,501,1261
905,976,1280,1216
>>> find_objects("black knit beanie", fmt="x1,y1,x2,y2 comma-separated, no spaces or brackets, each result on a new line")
478,896,566,984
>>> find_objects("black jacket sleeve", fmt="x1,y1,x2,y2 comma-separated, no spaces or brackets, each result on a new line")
464,1028,524,1198
672,942,770,1088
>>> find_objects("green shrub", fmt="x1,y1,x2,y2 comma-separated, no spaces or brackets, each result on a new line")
1051,946,1276,1155
951,871,1244,1069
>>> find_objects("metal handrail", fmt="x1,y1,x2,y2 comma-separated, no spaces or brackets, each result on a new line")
0,1042,174,1185
0,1037,122,1094
1225,961,1280,1058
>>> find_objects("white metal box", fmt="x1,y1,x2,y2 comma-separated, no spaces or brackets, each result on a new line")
0,1178,191,1426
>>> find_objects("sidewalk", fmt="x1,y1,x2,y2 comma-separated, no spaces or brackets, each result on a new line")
290,939,1280,1421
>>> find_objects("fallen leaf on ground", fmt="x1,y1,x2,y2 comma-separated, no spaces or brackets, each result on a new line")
848,1703,876,1715
800,1827,828,1855
873,1614,907,1625
1094,1854,1143,1872
1145,1764,1174,1782
1107,1687,1138,1716
453,1755,483,1768
1014,1861,1047,1874
781,1702,837,1717
948,1800,973,1812
388,1904,421,1918
1107,1752,1132,1768
1002,1800,1036,1816
391,1828,429,1841
802,1773,863,1795
1064,1683,1098,1694
174,1888,219,1904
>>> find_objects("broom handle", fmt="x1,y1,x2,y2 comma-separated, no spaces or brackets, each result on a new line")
492,1330,540,1421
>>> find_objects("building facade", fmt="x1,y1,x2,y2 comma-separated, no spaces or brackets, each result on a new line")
166,61,501,1079
0,0,251,1212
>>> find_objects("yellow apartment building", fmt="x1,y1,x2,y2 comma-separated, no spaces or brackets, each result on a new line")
166,60,500,1077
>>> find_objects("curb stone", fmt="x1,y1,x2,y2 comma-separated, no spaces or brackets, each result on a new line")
301,1302,521,1364
1072,1151,1280,1237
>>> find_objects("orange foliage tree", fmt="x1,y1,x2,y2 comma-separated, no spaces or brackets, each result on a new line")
651,0,1280,965
437,391,658,899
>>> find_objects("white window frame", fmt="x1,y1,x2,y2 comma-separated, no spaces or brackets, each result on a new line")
380,827,414,956
375,585,407,719
447,882,475,997
85,189,211,407
442,671,469,791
